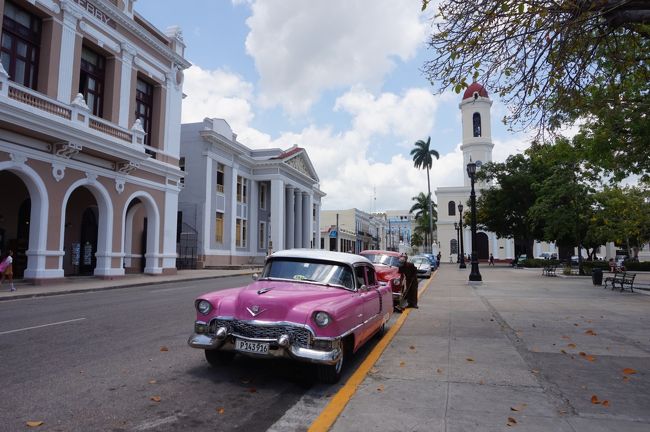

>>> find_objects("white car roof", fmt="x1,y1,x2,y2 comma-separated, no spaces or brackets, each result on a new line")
270,249,373,266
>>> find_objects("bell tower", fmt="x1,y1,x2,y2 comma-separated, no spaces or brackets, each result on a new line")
459,82,494,187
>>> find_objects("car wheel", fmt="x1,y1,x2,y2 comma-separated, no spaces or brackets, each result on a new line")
205,349,235,367
375,321,386,339
316,338,350,383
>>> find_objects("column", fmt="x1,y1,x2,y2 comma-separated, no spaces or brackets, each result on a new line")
505,238,513,260
58,1,81,103
294,190,303,249
161,187,180,272
202,157,213,255
229,165,238,256
492,233,499,259
249,179,258,254
302,192,311,248
314,202,321,249
270,179,285,252
285,186,295,248
118,43,136,128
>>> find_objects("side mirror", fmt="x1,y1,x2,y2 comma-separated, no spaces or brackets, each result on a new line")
252,273,259,281
358,284,367,292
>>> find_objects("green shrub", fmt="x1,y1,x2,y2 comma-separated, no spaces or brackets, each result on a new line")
624,261,650,271
521,258,560,268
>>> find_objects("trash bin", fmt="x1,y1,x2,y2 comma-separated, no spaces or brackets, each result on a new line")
592,268,603,285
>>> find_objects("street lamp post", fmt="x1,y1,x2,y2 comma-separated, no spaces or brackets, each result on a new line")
454,222,460,263
458,203,466,269
467,161,482,281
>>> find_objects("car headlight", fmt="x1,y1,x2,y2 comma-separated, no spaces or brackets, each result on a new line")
392,277,401,286
314,311,332,327
196,299,212,315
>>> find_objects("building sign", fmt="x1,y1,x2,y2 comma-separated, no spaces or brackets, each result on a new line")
73,0,114,26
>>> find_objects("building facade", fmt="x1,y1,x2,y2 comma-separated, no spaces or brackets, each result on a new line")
0,0,189,281
178,118,324,267
320,208,384,253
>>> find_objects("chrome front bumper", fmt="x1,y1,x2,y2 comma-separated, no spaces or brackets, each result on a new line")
188,332,342,366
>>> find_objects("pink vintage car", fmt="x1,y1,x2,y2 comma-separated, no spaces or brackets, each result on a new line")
188,249,393,383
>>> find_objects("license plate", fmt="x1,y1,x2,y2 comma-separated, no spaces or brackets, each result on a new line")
235,339,270,354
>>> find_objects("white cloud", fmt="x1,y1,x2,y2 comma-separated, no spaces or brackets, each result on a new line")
181,65,254,132
244,0,427,114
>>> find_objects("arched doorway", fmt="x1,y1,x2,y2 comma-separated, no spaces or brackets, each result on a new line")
477,232,489,260
0,171,31,278
64,187,99,276
123,193,160,274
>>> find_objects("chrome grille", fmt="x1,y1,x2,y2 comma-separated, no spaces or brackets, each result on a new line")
209,319,311,348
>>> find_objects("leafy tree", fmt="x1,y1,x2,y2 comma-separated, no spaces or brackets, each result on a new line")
474,153,546,258
590,185,650,258
411,232,424,248
410,137,439,252
420,1,650,141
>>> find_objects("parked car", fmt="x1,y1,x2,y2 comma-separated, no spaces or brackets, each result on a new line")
535,252,553,260
422,253,438,269
410,255,432,278
188,249,393,383
360,250,406,308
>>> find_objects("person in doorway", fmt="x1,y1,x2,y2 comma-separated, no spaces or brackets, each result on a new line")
398,253,418,309
0,250,15,291
489,253,495,266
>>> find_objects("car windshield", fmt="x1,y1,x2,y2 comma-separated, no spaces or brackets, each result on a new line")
261,258,355,289
412,257,428,265
362,253,400,267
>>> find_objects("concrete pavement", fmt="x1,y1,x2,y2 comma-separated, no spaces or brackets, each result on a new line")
327,265,650,432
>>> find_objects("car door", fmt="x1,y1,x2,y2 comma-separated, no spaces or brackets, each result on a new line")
355,265,382,342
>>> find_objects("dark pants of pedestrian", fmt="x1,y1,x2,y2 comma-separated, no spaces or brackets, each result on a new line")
406,277,418,307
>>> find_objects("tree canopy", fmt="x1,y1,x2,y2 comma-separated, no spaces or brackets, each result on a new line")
421,1,650,140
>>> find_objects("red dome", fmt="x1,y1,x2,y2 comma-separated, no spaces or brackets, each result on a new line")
462,82,488,100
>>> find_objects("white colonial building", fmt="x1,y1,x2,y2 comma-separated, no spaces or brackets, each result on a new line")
178,118,325,267
0,0,189,281
435,83,558,263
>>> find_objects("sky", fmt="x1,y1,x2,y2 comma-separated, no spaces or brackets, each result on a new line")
135,0,531,212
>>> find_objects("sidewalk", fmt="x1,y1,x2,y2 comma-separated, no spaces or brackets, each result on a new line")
329,264,650,432
0,268,259,301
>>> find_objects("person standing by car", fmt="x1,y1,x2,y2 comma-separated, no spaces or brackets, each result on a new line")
0,250,15,291
398,253,418,309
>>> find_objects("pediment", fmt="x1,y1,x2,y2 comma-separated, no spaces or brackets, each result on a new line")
284,152,319,182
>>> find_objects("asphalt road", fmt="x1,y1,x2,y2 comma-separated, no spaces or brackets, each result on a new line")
0,275,401,432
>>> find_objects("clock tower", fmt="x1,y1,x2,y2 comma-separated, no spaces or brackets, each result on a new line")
459,82,494,188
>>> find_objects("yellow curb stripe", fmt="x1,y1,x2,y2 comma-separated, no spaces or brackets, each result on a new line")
308,271,438,432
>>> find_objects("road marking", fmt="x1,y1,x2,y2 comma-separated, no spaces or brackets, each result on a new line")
0,317,87,336
308,273,437,432
133,415,178,431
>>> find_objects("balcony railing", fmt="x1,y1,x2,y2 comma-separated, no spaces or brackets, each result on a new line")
8,86,71,120
2,80,146,156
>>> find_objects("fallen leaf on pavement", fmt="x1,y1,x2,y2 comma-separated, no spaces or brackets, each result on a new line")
602,400,610,407
436,368,443,374
623,376,630,382
507,417,517,426
510,407,519,412
591,395,600,404
370,368,379,374
409,345,416,350
149,380,157,384
585,330,597,336
585,355,596,362
531,369,539,374
26,421,44,427
574,323,580,327
623,368,637,375
567,343,576,349
558,410,567,415
151,396,161,402
216,407,225,414
579,352,587,357
160,346,169,352
561,336,570,340
377,385,384,392
400,361,406,367
466,358,475,362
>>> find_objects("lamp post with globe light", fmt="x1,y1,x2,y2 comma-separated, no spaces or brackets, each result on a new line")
454,222,460,263
458,204,466,269
467,160,482,281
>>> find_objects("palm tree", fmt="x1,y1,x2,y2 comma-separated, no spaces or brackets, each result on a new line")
409,192,438,248
410,137,439,253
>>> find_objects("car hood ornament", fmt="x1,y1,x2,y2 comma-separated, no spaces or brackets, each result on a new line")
247,305,266,317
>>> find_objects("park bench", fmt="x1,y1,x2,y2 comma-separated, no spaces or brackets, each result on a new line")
604,272,637,292
542,264,557,276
